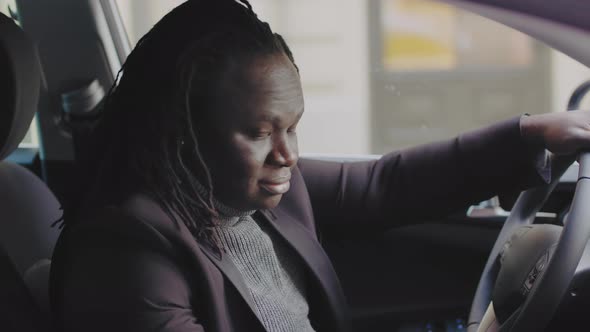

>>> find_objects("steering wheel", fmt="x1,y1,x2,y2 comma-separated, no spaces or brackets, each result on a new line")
467,150,590,332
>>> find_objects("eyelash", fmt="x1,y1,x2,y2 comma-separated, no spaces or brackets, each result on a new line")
251,131,271,140
249,127,297,140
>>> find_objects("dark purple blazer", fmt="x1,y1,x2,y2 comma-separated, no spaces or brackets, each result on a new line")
50,117,547,332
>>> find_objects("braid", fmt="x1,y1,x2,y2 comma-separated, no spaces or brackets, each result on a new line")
235,0,253,11
69,0,298,252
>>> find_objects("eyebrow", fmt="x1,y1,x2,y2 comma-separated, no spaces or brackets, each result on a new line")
255,114,275,122
253,107,304,124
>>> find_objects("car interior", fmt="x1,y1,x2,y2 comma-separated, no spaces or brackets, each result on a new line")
2,0,590,331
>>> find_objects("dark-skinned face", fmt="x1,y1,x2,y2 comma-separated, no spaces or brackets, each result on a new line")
198,53,304,211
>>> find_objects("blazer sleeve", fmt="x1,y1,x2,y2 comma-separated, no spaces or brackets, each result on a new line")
297,116,550,233
54,227,206,332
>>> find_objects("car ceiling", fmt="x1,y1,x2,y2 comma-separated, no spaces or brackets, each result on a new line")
441,0,590,69
453,0,590,33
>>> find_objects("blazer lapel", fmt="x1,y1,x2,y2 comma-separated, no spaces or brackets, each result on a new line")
256,208,350,331
197,242,265,326
121,194,265,327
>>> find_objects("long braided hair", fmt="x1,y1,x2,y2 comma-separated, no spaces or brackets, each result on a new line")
67,0,298,251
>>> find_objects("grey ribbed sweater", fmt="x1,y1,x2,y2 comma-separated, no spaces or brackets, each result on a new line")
213,207,316,332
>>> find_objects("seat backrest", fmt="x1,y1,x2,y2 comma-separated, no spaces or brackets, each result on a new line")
0,12,61,331
0,246,45,332
0,161,61,274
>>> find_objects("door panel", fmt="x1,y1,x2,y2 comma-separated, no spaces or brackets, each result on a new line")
324,220,501,331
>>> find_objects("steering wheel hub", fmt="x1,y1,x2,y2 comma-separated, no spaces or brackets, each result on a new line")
493,224,562,323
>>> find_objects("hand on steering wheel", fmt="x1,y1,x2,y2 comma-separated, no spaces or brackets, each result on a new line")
521,110,590,155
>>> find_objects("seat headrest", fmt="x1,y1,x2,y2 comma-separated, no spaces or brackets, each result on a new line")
0,13,41,160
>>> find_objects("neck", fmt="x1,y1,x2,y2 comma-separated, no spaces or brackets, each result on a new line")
193,180,256,227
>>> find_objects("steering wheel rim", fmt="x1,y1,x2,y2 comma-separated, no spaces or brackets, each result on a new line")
467,151,590,332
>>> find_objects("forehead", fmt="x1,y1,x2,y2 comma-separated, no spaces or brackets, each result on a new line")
214,53,304,124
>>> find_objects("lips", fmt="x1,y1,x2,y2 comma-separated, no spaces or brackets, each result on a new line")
259,174,291,195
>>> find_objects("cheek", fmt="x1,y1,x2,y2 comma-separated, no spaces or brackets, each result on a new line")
290,134,299,156
231,136,270,181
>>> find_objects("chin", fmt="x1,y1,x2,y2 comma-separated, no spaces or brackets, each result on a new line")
257,194,283,210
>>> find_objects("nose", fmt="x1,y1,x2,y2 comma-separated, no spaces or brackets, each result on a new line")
267,133,298,167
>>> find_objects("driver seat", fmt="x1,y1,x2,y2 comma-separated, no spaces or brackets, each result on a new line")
0,12,61,331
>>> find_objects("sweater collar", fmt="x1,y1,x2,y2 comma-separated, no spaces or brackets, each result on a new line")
193,180,256,227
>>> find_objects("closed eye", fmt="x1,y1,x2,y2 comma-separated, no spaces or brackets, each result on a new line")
249,130,272,140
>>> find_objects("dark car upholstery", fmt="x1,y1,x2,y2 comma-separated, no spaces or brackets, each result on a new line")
0,12,61,331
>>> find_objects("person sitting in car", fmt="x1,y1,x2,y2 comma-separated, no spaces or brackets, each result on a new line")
49,0,590,331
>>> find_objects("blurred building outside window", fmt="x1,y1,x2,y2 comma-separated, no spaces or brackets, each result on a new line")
115,0,590,155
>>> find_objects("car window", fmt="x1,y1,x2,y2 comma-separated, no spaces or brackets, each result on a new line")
115,0,590,155
1,0,40,149
0,0,16,21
